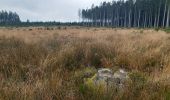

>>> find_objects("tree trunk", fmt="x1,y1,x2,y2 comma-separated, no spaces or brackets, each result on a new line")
149,10,152,27
138,10,141,28
129,9,132,27
144,12,147,28
154,14,157,28
117,8,120,27
163,0,167,27
103,11,105,27
133,5,137,27
157,0,161,27
124,11,127,27
100,12,102,27
166,6,170,28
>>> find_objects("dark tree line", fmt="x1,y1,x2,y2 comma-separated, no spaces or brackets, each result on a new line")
80,0,170,28
0,10,82,27
0,11,21,25
20,21,82,27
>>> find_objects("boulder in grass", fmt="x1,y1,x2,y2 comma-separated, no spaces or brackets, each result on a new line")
114,69,129,80
113,69,129,90
85,68,129,92
94,68,115,87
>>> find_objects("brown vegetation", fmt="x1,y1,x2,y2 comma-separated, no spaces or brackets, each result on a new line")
0,27,170,100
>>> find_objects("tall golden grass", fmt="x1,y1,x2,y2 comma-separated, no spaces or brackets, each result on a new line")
0,27,170,99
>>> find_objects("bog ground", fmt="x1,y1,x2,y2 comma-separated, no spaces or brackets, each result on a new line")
0,27,170,100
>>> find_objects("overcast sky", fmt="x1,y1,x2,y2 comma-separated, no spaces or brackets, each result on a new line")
0,0,112,22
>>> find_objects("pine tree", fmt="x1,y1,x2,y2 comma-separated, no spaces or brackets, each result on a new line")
0,10,21,25
80,0,170,28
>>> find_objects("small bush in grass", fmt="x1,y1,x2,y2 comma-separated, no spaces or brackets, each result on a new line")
129,71,147,86
85,43,115,68
63,27,67,30
74,67,97,85
58,26,61,30
165,89,170,100
141,53,163,72
140,30,144,34
46,27,53,30
154,27,160,31
164,28,170,33
79,84,89,95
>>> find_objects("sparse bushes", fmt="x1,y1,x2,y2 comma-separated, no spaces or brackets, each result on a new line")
29,28,32,31
57,26,61,30
45,27,54,30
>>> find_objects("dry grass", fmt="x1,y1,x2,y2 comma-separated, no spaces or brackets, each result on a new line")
0,27,170,100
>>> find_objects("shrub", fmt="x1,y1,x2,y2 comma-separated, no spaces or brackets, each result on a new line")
139,30,144,34
129,71,147,86
164,28,170,33
155,27,160,31
58,26,61,30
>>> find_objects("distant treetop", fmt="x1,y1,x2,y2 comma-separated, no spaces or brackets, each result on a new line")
0,10,21,25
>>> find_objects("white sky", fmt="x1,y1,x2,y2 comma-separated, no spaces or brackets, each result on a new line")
0,0,113,22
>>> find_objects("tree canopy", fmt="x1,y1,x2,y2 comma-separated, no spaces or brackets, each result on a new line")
0,11,21,25
80,0,170,28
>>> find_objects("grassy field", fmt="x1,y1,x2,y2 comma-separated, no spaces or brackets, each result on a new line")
0,27,170,100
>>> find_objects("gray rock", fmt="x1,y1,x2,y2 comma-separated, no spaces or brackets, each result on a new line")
113,69,129,90
94,68,115,87
89,68,129,90
97,68,113,81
